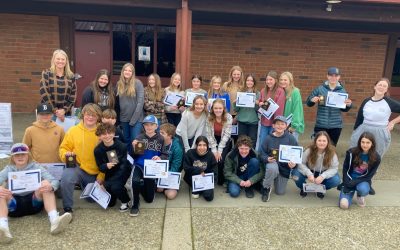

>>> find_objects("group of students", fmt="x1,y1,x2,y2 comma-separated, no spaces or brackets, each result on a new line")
1,48,400,244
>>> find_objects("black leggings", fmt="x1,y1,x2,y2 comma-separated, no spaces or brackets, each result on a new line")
215,136,233,185
131,166,156,207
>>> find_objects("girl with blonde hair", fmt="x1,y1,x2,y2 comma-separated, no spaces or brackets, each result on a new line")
207,75,231,112
164,72,185,126
222,66,244,118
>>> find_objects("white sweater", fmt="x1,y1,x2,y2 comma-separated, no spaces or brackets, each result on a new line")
176,110,207,152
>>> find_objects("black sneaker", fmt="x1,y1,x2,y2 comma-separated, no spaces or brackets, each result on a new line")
300,190,307,198
369,187,376,195
316,192,325,199
245,187,254,198
261,187,271,202
63,207,73,214
130,207,140,217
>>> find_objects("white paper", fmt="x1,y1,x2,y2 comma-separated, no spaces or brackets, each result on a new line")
192,173,214,192
185,92,203,106
8,169,41,194
157,172,181,190
55,117,77,133
163,93,184,106
278,145,303,164
326,92,348,109
258,98,279,120
127,154,134,165
144,160,169,178
138,46,150,61
231,125,238,135
41,163,65,180
286,114,293,126
0,103,13,154
207,98,226,112
303,183,326,193
236,92,256,108
80,182,111,209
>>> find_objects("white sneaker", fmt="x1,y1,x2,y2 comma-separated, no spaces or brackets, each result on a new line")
50,213,72,235
192,193,200,199
339,198,349,209
357,196,366,207
119,203,130,212
0,226,12,244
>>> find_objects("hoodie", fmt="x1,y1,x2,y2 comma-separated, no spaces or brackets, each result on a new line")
23,120,65,163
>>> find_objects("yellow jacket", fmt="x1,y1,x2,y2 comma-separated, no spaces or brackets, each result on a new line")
59,122,104,181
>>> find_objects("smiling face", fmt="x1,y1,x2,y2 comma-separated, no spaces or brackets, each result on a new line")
246,76,255,89
13,153,29,168
212,79,221,91
327,74,340,84
194,98,205,114
143,122,158,135
315,135,328,151
172,75,181,87
53,53,67,70
148,75,156,88
232,70,241,83
272,120,287,134
212,102,224,118
279,75,290,89
123,66,133,79
98,74,109,88
83,112,98,128
374,80,389,96
99,131,115,145
196,141,208,155
360,137,373,153
266,75,276,89
238,145,250,158
192,77,201,89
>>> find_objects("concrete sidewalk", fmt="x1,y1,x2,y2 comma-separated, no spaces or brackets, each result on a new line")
1,113,400,249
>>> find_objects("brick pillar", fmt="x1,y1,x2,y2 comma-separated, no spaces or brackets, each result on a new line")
176,0,192,89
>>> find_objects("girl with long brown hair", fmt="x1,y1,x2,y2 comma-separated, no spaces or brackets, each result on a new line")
143,73,167,125
81,69,115,111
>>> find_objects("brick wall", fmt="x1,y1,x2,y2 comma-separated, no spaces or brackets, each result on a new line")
191,24,388,123
0,14,60,113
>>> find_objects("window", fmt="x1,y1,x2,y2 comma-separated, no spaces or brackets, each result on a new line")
392,38,400,87
157,26,176,77
135,24,154,76
75,21,109,32
113,23,132,75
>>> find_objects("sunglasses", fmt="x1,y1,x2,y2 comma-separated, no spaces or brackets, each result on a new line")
11,145,29,154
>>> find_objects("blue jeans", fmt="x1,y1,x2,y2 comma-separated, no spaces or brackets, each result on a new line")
228,158,260,197
339,181,370,207
120,121,143,153
257,125,273,153
291,168,341,190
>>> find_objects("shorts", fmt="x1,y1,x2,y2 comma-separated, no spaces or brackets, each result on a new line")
8,193,44,218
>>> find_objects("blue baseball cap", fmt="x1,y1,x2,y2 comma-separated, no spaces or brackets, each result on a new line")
142,115,158,125
327,67,340,75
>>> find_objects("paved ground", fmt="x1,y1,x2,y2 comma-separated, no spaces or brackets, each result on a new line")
1,113,400,249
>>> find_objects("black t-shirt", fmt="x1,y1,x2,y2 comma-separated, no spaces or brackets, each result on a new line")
237,155,250,176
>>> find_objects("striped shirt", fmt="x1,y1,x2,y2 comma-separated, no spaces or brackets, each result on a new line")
39,69,76,115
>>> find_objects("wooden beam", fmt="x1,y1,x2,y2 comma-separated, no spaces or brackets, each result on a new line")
33,0,181,9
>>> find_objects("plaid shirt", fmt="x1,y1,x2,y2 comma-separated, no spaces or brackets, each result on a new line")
39,69,76,115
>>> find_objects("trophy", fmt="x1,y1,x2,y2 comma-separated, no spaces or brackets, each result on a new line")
177,98,185,108
66,154,77,168
261,100,270,110
106,150,119,164
318,95,325,106
270,148,279,161
134,141,145,155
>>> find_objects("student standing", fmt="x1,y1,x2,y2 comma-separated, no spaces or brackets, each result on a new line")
207,75,231,112
164,73,185,126
144,73,167,126
81,69,115,111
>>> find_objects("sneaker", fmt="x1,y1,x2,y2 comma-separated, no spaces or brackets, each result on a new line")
261,187,271,202
357,196,366,207
339,198,349,209
369,187,376,195
119,203,129,212
300,189,307,198
0,226,12,244
316,192,325,199
50,213,72,235
130,207,140,217
192,193,200,199
245,187,254,198
63,207,73,214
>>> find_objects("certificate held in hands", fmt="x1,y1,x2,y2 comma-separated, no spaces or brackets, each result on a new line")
278,145,303,164
163,93,184,106
236,92,256,108
144,159,169,178
8,169,41,194
192,173,214,192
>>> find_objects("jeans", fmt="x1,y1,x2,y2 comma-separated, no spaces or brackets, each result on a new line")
120,121,143,154
291,168,341,190
61,167,97,209
228,158,260,197
339,181,370,207
257,125,273,153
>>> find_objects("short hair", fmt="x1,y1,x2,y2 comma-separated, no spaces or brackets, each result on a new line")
102,109,117,119
160,123,176,137
81,103,102,122
96,122,116,136
236,135,253,148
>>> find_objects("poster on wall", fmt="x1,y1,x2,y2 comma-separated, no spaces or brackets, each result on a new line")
138,46,151,61
0,103,13,155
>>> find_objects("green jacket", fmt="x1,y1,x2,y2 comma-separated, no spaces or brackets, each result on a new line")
234,91,260,124
224,147,265,185
284,87,305,134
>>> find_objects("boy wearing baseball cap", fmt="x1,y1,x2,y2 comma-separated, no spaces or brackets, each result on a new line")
259,116,299,202
130,115,166,216
23,103,65,163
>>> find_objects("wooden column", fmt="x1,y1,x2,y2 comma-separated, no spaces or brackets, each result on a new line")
176,0,192,89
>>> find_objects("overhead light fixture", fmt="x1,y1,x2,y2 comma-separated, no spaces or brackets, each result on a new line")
326,0,342,3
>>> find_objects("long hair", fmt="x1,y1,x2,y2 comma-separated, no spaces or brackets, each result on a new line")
146,73,163,101
264,71,280,100
10,152,33,166
208,99,228,125
195,135,209,148
189,95,208,116
373,77,391,97
241,74,257,93
168,72,182,91
280,71,296,99
117,63,136,97
351,132,379,168
50,49,74,79
208,75,223,97
92,69,115,108
306,131,336,167
222,65,244,92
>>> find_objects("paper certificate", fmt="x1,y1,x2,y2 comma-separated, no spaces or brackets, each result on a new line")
231,125,238,135
278,145,303,164
286,114,293,126
144,160,169,178
185,92,204,106
258,98,279,120
192,173,214,192
41,163,65,181
157,172,181,190
326,92,348,109
303,183,326,193
164,93,184,106
8,169,41,194
80,182,111,209
236,92,256,108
